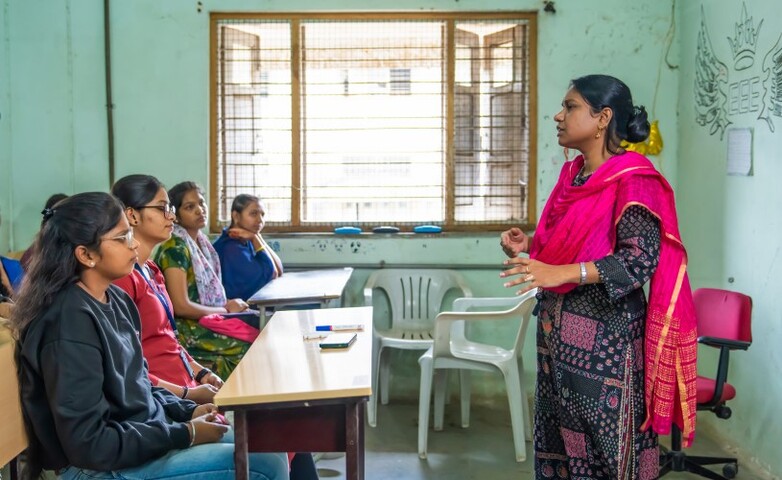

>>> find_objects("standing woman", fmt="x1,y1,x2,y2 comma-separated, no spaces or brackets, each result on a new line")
500,74,697,479
10,192,288,480
213,194,283,301
112,175,223,404
151,181,250,379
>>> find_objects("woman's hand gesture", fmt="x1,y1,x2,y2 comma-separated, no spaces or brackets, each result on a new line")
500,227,530,258
500,257,577,295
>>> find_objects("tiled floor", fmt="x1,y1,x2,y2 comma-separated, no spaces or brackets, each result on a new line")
316,401,775,480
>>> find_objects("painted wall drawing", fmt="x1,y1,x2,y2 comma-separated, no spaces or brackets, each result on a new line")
695,6,731,139
759,34,782,132
696,2,782,137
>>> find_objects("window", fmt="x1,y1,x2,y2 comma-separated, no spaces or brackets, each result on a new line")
211,13,537,232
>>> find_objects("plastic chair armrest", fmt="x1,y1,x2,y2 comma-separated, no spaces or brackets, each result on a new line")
452,296,524,313
698,336,751,350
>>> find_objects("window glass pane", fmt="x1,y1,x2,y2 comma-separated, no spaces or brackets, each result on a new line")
217,21,292,224
300,21,444,224
454,22,529,224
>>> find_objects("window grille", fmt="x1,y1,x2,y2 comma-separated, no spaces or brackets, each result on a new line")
211,13,537,232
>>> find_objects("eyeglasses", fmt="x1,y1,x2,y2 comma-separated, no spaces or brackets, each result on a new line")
105,229,136,248
137,204,177,218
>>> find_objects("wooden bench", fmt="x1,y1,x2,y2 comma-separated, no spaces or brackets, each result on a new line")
0,323,26,480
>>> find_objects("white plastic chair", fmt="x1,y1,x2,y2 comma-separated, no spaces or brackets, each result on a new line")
418,290,537,462
364,269,472,427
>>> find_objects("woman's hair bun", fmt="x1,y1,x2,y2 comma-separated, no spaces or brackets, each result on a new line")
625,105,650,143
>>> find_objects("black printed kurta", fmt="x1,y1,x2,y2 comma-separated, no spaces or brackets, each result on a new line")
534,172,661,480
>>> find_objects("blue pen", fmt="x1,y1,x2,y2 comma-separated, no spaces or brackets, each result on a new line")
315,324,364,332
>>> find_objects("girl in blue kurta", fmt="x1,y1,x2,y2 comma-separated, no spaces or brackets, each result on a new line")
213,194,283,301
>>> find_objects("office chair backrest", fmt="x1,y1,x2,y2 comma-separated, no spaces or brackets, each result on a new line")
693,288,752,342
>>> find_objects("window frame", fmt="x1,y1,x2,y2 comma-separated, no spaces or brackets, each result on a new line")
209,12,538,233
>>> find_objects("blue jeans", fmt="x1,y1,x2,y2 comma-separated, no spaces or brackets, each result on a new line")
58,430,289,480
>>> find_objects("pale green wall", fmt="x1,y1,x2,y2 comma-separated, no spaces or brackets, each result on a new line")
677,0,782,475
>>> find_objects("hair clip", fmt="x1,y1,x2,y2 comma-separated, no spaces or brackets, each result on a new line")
41,207,55,221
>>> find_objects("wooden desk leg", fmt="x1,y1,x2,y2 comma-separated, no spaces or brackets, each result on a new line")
359,401,366,479
234,410,249,480
345,401,363,480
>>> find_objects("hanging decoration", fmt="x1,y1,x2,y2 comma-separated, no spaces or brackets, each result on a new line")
621,120,663,155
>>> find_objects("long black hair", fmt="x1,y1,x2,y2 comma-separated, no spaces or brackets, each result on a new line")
111,174,164,209
229,194,261,228
10,192,125,480
570,74,650,154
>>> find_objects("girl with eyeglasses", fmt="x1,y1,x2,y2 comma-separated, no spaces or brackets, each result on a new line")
112,175,227,404
10,192,289,480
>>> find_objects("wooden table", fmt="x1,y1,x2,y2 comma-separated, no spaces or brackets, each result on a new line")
247,268,354,318
215,307,372,480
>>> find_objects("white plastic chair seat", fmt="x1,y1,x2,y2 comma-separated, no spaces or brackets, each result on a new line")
364,269,472,427
418,291,537,463
449,340,515,364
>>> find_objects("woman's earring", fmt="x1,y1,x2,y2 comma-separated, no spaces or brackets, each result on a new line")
595,125,604,139
89,261,95,267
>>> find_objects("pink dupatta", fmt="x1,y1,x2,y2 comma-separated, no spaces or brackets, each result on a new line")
530,151,698,446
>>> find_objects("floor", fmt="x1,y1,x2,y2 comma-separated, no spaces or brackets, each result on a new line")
1,401,774,480
315,401,775,480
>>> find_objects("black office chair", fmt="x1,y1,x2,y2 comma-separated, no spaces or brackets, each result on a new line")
659,288,752,480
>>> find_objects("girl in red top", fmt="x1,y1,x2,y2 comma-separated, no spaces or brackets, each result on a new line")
113,175,222,403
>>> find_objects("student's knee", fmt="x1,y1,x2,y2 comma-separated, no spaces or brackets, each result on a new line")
249,452,289,480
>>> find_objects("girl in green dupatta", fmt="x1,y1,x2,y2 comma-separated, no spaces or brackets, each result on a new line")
155,181,251,379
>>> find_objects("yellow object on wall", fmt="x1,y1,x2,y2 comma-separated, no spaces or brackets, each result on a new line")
621,120,663,156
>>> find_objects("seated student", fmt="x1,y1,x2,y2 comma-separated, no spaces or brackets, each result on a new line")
10,192,288,480
112,175,223,404
213,194,284,301
20,192,69,270
153,181,250,379
0,258,14,318
113,176,318,479
0,211,21,318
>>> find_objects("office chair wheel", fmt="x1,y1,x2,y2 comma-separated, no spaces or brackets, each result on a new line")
722,462,738,479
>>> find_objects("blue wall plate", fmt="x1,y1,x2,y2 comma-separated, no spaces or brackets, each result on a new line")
413,225,442,234
334,226,363,234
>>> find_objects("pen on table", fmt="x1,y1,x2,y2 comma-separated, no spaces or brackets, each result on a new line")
315,324,364,332
303,332,331,340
